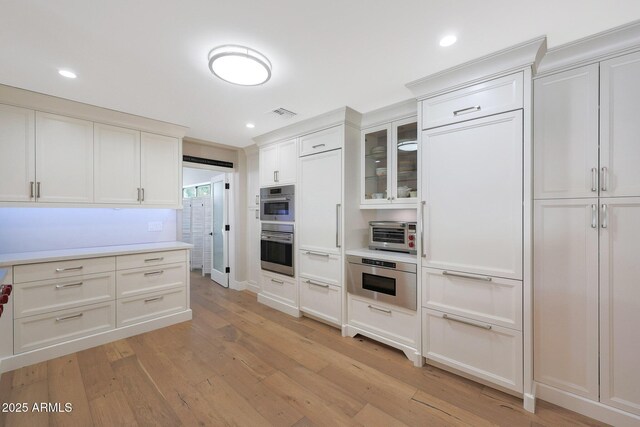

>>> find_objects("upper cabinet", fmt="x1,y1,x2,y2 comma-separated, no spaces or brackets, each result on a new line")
95,123,141,204
140,132,181,206
361,116,418,208
259,138,296,187
0,104,35,202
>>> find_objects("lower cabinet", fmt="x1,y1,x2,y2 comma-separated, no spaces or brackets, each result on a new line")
299,277,341,326
117,287,186,328
260,271,297,309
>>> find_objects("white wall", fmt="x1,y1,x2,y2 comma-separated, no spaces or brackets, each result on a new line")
183,167,223,187
0,208,177,254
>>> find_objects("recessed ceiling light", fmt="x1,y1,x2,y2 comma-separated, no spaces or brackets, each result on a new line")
439,35,457,47
208,45,272,86
58,69,77,79
246,123,255,129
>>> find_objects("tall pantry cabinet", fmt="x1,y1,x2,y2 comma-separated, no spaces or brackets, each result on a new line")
534,50,640,417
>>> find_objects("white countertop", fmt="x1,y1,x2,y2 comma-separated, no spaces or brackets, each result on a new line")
0,241,193,267
345,248,418,264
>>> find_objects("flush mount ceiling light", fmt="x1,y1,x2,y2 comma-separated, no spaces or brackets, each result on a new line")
439,35,457,47
398,140,418,152
208,45,272,86
58,69,77,79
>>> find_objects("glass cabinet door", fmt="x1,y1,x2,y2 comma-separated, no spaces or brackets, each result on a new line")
363,126,389,201
394,120,418,200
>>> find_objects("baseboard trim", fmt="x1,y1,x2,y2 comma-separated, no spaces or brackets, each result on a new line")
246,280,260,294
257,293,300,318
230,280,247,291
536,382,640,427
0,309,192,374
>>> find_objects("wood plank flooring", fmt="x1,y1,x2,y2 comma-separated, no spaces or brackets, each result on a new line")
0,272,608,426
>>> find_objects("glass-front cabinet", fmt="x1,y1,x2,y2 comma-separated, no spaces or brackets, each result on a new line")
361,116,418,207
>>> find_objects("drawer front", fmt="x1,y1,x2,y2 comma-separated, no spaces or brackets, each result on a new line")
299,126,342,156
117,287,186,328
117,262,186,298
348,295,417,347
299,251,341,286
299,277,341,325
116,250,187,270
14,257,115,283
260,273,297,306
422,73,523,129
14,272,115,319
422,268,522,330
423,308,523,392
14,301,115,354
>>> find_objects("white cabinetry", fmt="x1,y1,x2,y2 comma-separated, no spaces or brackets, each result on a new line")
258,271,297,315
35,112,94,203
0,104,34,202
141,132,181,206
260,138,296,186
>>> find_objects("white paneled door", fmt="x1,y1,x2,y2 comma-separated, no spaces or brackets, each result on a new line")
210,174,229,288
533,199,599,400
0,104,35,202
599,197,640,415
422,111,523,280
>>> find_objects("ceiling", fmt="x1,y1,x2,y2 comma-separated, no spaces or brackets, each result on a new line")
2,1,639,148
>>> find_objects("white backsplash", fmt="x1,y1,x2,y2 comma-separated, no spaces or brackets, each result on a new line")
374,208,418,222
0,208,177,254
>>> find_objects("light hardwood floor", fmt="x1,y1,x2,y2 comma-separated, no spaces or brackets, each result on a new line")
0,272,608,426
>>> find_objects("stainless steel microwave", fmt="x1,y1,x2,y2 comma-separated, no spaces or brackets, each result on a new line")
260,185,295,222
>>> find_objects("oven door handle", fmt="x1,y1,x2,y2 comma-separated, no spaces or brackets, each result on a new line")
264,197,290,202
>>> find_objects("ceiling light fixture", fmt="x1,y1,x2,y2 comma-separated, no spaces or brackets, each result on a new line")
208,45,272,86
246,123,255,129
398,140,418,152
439,35,457,47
58,69,77,79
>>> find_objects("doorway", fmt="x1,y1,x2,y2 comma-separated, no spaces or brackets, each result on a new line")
181,165,231,288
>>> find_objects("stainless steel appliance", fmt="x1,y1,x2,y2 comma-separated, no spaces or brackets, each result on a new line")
346,255,417,310
369,221,417,254
260,185,295,222
261,223,294,276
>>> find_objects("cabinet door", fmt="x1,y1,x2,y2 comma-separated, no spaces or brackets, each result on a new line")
361,124,391,204
276,138,297,184
422,111,522,279
299,149,341,254
392,118,418,203
600,51,640,198
0,104,35,202
140,132,180,206
94,123,141,204
259,144,278,186
534,64,599,199
600,197,640,415
533,199,599,400
35,112,94,203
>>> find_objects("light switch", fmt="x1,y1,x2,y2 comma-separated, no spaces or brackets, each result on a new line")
148,221,163,232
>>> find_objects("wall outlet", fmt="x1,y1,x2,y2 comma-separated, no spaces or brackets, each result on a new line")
148,221,163,232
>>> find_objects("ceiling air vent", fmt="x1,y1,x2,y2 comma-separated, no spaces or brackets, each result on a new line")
270,107,297,119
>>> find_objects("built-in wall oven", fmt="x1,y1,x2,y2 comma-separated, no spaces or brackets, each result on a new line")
261,223,294,277
346,255,417,310
260,185,295,221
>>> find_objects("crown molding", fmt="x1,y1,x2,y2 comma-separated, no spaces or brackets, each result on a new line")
360,98,417,129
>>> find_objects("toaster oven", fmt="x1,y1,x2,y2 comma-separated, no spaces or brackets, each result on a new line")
369,221,417,254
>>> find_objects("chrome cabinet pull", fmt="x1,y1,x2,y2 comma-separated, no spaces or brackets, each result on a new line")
601,167,608,192
368,305,392,314
36,182,41,199
55,266,83,273
137,188,141,202
591,204,598,229
305,251,330,258
144,257,164,262
453,105,481,116
336,204,341,248
306,280,330,288
443,313,492,330
30,181,35,198
271,278,284,284
144,296,164,303
141,187,145,201
55,282,83,289
601,204,608,229
56,312,83,322
312,143,326,149
442,271,492,282
421,201,426,258
144,270,164,276
591,168,598,192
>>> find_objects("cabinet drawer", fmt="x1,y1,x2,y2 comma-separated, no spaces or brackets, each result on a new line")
422,73,523,129
14,272,115,319
423,308,523,392
117,287,186,328
299,250,341,286
299,277,341,326
299,126,342,156
14,301,115,354
117,262,186,298
348,295,417,347
14,257,115,283
116,250,187,270
422,268,522,330
260,273,296,306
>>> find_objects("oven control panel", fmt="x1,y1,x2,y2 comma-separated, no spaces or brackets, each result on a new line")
361,258,397,269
